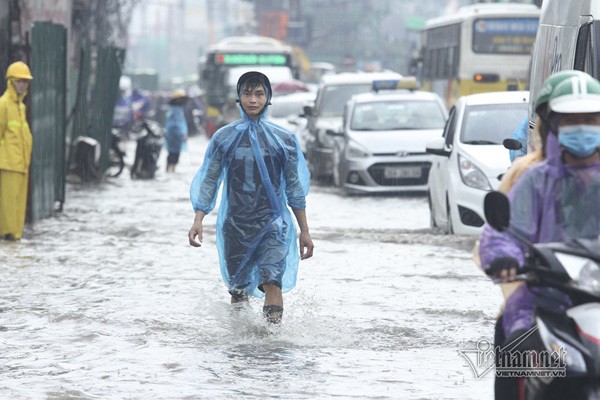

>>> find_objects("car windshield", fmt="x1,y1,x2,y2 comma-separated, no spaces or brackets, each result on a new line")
318,83,372,117
350,100,446,131
461,103,528,144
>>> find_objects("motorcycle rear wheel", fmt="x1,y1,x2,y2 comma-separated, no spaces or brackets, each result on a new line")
106,149,125,178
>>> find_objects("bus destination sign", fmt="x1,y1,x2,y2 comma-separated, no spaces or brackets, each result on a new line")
216,53,288,65
473,18,538,54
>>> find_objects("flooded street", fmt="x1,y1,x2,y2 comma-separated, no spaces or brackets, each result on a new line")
1,135,502,399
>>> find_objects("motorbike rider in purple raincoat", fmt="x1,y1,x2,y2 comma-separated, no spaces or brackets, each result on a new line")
479,72,600,398
188,71,314,324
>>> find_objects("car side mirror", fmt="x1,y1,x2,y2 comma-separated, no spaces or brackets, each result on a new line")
303,105,314,117
325,128,343,136
503,138,522,151
425,137,451,157
484,191,510,232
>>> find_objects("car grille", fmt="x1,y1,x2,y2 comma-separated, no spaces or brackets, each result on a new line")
367,162,431,186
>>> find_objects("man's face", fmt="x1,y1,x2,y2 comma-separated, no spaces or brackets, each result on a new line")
240,83,267,119
12,79,29,96
558,112,600,127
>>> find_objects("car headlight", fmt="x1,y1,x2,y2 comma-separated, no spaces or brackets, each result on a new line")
554,252,600,296
458,154,491,190
317,128,335,148
536,317,586,374
346,140,371,158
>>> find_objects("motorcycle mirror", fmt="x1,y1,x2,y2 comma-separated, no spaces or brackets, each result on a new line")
484,191,510,231
503,138,522,151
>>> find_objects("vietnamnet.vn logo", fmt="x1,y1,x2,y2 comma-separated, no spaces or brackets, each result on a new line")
459,326,567,379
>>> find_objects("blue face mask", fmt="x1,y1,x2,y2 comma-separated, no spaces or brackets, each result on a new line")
558,124,600,158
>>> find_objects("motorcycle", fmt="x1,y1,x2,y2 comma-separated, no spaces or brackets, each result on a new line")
484,191,600,399
69,135,102,183
130,119,163,180
106,127,127,178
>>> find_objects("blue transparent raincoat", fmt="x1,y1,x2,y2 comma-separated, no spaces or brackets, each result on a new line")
164,105,188,153
190,91,310,298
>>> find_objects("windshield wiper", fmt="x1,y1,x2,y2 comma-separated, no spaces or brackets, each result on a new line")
462,140,498,145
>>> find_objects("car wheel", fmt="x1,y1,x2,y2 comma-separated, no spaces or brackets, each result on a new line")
446,196,454,235
428,193,437,229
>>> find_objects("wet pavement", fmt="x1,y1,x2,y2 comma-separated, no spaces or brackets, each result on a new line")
1,134,502,399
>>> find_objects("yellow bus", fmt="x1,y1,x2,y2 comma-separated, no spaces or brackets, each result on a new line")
419,3,540,107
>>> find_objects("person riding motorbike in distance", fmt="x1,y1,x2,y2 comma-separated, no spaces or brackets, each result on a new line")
113,75,152,135
479,72,600,399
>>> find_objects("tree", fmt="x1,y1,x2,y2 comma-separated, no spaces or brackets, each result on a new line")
73,0,141,48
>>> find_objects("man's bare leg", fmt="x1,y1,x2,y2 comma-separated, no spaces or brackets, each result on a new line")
262,283,283,323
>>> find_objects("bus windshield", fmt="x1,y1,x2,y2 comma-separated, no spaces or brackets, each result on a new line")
472,17,538,54
227,66,294,87
200,36,296,109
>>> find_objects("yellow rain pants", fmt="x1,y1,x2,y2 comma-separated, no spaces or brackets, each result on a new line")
0,169,28,239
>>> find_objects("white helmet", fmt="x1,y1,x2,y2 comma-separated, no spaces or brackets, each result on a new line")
119,75,132,92
549,73,600,114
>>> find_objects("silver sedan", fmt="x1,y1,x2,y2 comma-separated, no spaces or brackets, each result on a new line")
330,90,448,194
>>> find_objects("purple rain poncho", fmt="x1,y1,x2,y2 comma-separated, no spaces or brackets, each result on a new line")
189,102,310,298
479,131,600,338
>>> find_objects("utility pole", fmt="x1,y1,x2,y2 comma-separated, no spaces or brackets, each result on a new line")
207,0,216,44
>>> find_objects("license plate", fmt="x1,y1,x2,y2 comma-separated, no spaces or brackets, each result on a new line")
383,166,422,179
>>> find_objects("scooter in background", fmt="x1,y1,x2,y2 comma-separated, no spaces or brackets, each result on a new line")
130,119,163,180
106,127,127,178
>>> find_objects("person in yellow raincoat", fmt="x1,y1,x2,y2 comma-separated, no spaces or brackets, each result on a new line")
0,61,33,241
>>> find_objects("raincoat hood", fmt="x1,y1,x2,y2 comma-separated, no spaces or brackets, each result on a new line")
236,71,272,102
6,79,28,102
236,71,272,119
0,79,33,173
541,114,566,178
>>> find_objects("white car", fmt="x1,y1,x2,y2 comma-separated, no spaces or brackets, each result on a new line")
426,91,529,235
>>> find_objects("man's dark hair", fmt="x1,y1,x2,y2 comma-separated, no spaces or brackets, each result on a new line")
236,71,272,103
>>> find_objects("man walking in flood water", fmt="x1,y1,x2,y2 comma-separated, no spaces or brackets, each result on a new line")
188,71,314,324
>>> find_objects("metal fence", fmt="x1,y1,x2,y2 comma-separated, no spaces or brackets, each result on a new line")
70,42,124,171
29,21,67,221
